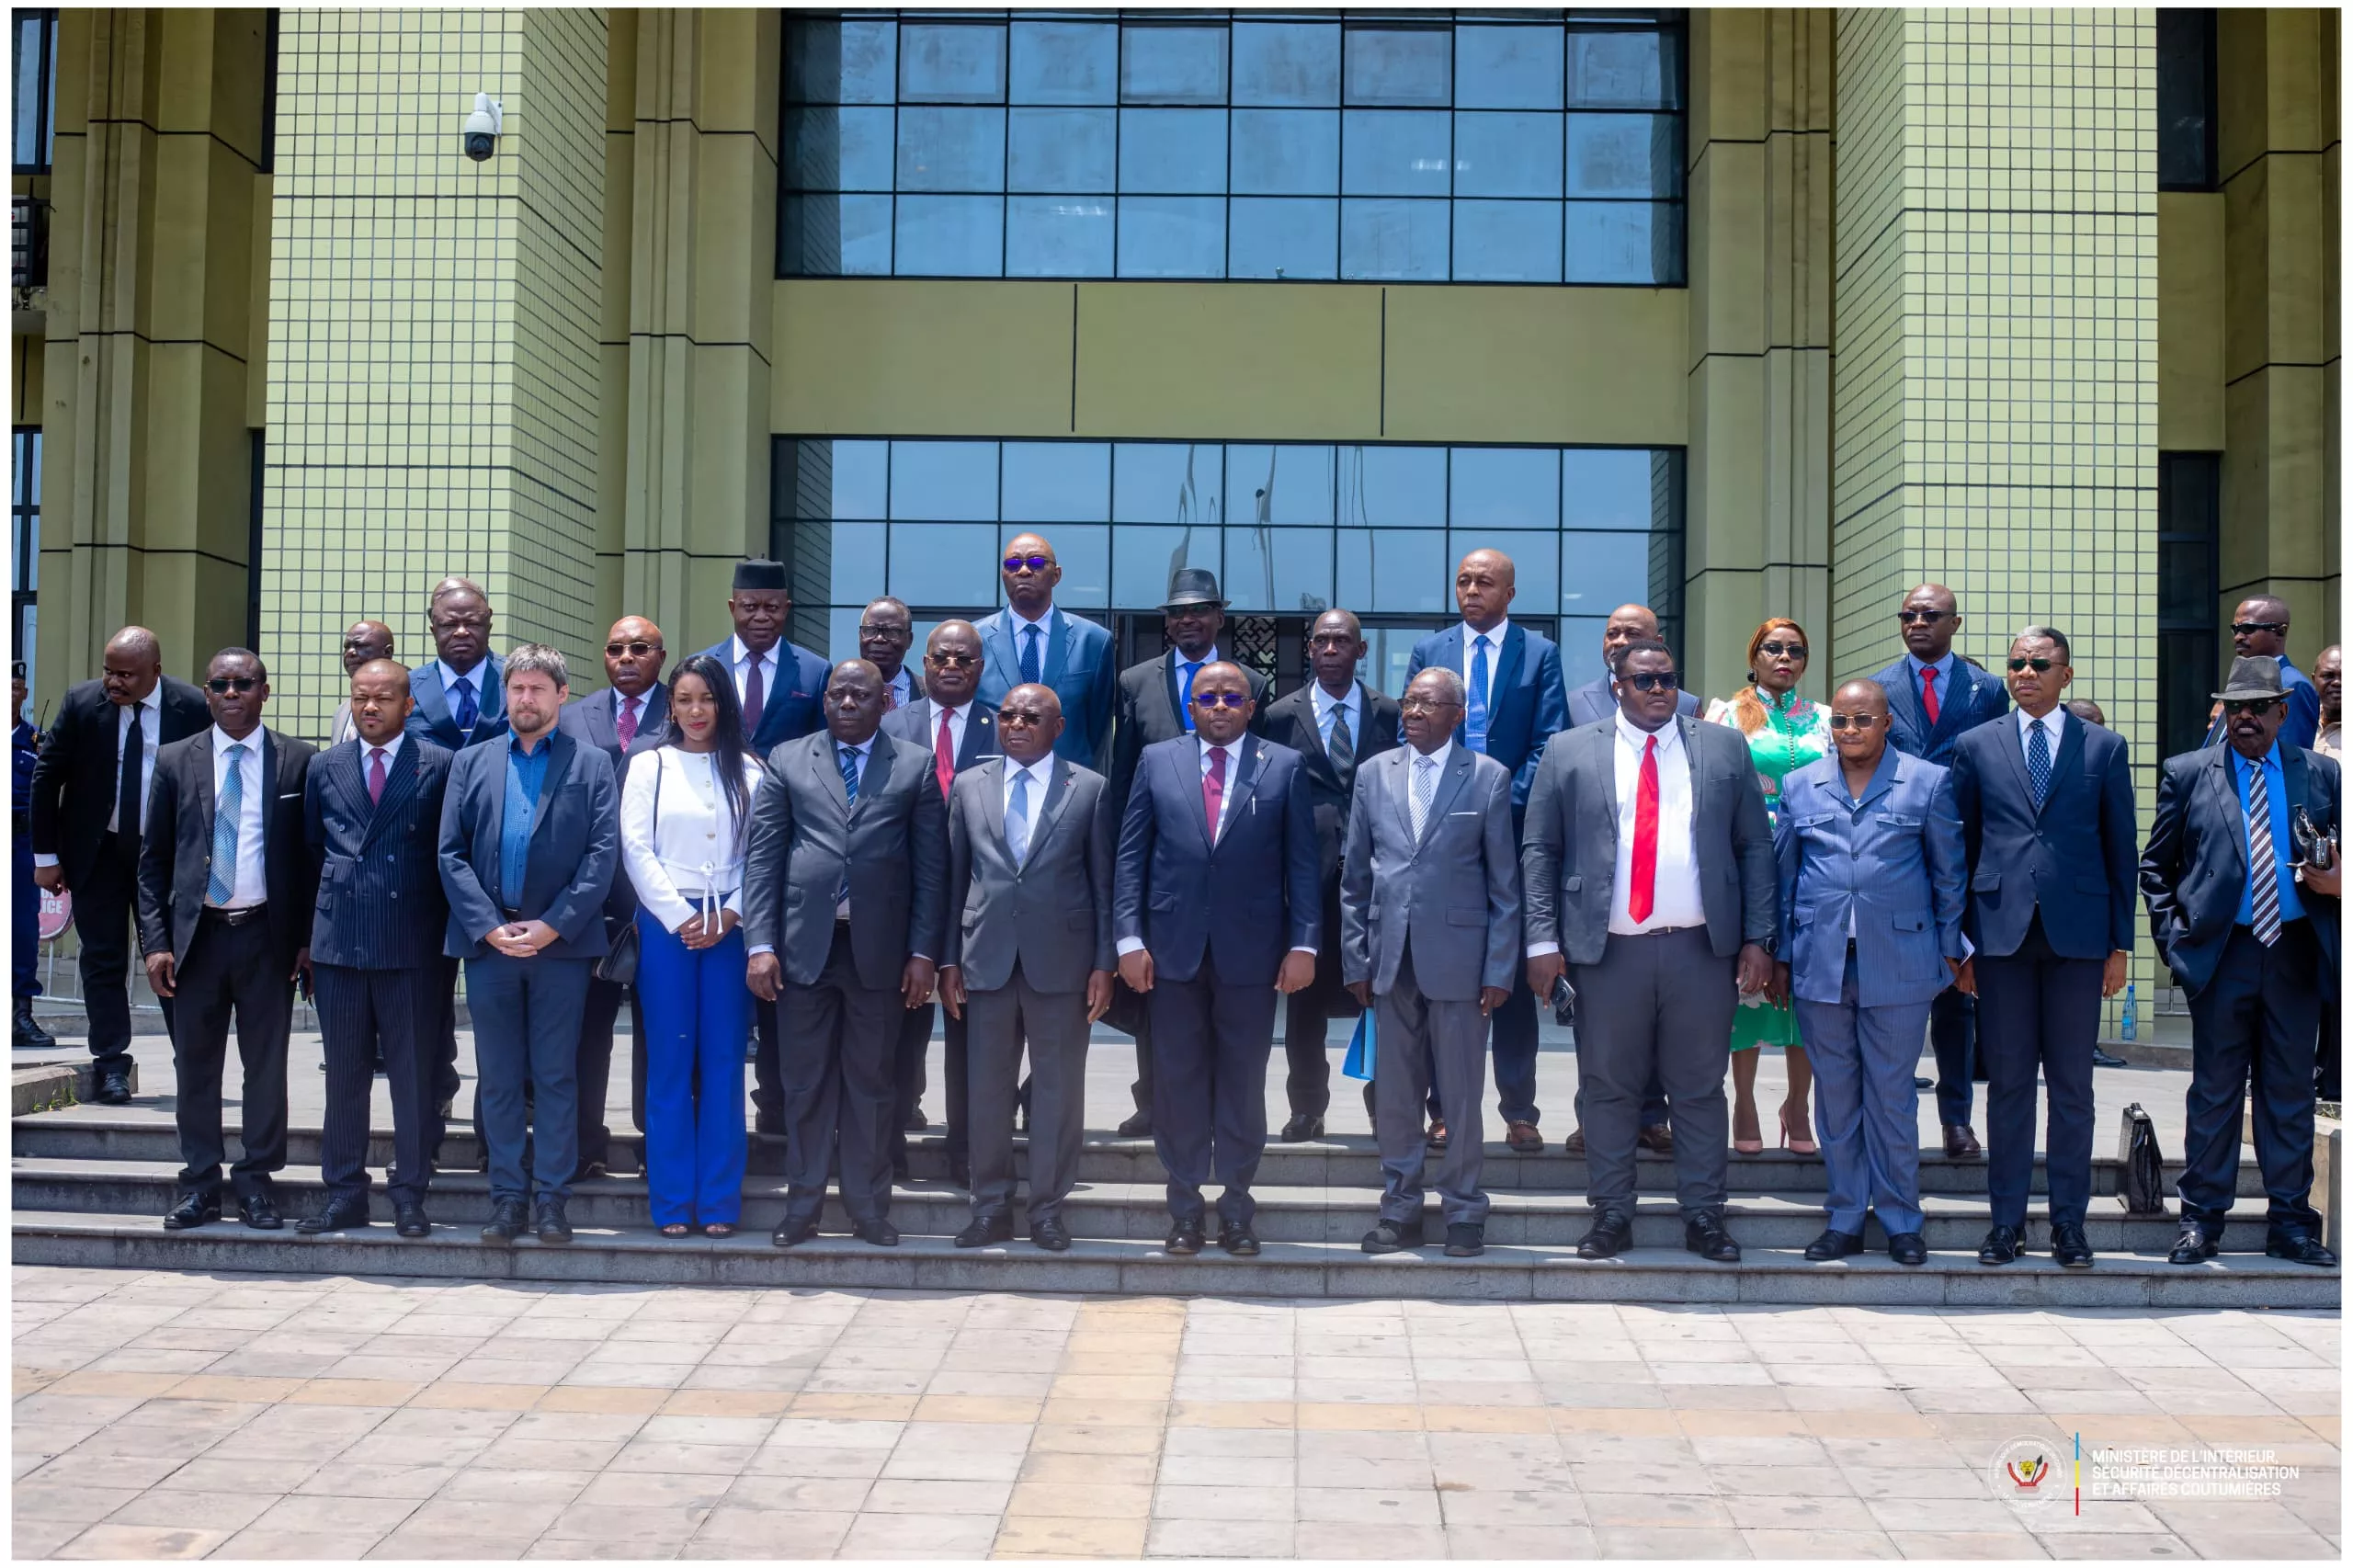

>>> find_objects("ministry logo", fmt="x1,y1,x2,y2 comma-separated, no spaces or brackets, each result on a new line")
1991,1435,2072,1515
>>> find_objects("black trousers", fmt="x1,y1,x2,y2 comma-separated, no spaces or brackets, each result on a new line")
73,835,167,1070
892,1003,970,1165
575,974,643,1174
1928,984,1980,1127
1149,953,1280,1229
2318,995,2341,1103
1973,915,2100,1229
171,913,292,1200
1281,878,1353,1121
2178,921,2325,1238
779,926,902,1227
315,963,440,1206
753,995,785,1131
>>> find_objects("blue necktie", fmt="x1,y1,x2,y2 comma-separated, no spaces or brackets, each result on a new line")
2026,718,2052,808
1178,660,1200,733
451,676,477,740
1020,623,1043,687
1466,634,1492,754
835,744,861,905
1006,769,1031,866
208,742,244,904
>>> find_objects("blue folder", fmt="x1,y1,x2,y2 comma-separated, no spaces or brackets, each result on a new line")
1341,1010,1376,1081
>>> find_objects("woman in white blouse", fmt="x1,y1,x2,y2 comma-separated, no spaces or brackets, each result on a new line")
622,654,768,1237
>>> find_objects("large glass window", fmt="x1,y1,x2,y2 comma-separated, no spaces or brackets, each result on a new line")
2156,8,2216,192
2156,452,2222,762
13,9,55,174
782,10,1686,284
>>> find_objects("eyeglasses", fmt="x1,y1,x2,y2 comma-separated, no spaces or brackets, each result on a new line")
1002,554,1053,574
1398,697,1462,715
2222,698,2281,717
1757,641,1807,660
2232,621,2288,636
1826,713,1880,731
1620,671,1680,692
604,641,661,658
858,624,911,641
1190,691,1251,710
926,653,979,669
1897,609,1949,625
205,676,260,694
2006,657,2059,674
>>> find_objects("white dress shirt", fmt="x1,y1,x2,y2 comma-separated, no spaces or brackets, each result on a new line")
1312,680,1359,754
999,754,1053,863
1118,738,1314,958
1525,714,1702,958
358,730,409,776
620,746,767,934
883,666,914,710
1405,740,1453,838
1459,616,1512,702
102,684,165,844
207,725,268,908
2014,703,2069,766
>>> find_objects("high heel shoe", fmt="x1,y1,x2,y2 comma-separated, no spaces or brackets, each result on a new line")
1780,1104,1818,1155
1733,1108,1765,1156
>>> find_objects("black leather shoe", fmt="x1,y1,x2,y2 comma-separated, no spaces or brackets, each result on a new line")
755,1107,788,1138
1576,1211,1632,1260
904,1104,928,1131
2052,1221,2094,1268
1804,1228,1864,1262
535,1200,573,1245
1219,1223,1260,1257
163,1192,221,1231
2169,1221,2219,1265
1031,1215,1072,1253
954,1215,1014,1248
297,1196,370,1234
1887,1232,1927,1267
1277,1114,1324,1142
1444,1223,1485,1258
93,1068,133,1106
2090,1045,2128,1069
853,1219,900,1247
1977,1224,2023,1266
1361,1218,1426,1255
1116,1110,1153,1138
2267,1233,2338,1267
771,1216,818,1248
481,1198,529,1245
240,1193,284,1231
947,1156,971,1189
574,1160,608,1182
1684,1211,1740,1263
890,1156,912,1185
1165,1221,1205,1256
14,999,55,1050
393,1204,431,1239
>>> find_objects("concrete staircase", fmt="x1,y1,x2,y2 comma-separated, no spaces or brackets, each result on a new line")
12,1108,2336,1307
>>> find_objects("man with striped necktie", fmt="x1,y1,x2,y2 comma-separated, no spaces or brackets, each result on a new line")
2143,655,2341,1268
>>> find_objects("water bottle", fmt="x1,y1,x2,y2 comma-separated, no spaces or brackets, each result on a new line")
2120,982,2137,1042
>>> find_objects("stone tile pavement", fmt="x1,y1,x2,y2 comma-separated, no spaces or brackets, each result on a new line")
10,1266,2340,1560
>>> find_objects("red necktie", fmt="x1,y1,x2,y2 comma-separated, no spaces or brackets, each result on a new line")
1919,665,1940,725
936,709,956,800
367,747,389,804
1203,745,1227,844
616,696,640,750
1629,735,1659,924
743,653,766,735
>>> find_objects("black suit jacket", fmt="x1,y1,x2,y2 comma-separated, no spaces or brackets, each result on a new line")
1108,648,1270,811
2141,743,2340,1001
28,676,210,886
304,738,454,971
558,684,669,773
1949,711,2138,960
881,696,1001,793
1258,680,1401,889
136,727,321,972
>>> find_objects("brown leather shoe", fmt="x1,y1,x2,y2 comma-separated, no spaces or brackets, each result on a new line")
1505,1120,1544,1153
1636,1122,1675,1154
1563,1126,1586,1154
1942,1123,1982,1158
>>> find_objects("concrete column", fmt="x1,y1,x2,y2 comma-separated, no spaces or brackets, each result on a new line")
620,7,779,662
258,9,608,737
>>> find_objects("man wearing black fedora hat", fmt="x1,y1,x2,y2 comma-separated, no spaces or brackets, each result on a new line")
2143,653,2340,1268
1105,567,1267,1136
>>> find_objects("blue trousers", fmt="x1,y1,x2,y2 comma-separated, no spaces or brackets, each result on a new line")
636,914,749,1227
1794,952,1931,1237
465,952,589,1205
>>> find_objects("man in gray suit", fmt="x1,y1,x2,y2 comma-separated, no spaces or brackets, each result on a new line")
744,660,946,1249
1524,640,1777,1263
938,684,1116,1253
327,621,394,746
1341,668,1522,1258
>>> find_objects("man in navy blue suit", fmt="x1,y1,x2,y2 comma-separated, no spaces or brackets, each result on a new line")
1404,548,1566,1154
1949,627,2136,1269
975,532,1116,771
2200,597,2322,752
1114,663,1320,1257
1872,582,2010,1158
406,580,507,751
300,658,454,1238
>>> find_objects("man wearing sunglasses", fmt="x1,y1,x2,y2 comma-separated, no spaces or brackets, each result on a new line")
1949,627,2137,1268
2200,597,2320,752
974,533,1116,771
2143,655,2340,1269
137,649,320,1232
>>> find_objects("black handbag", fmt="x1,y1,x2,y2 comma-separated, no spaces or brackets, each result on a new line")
2120,1102,2166,1215
593,752,660,985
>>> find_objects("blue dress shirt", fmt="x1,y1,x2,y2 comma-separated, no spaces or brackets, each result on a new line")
2232,742,2305,927
500,733,553,911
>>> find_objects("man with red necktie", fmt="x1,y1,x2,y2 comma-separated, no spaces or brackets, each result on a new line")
1523,640,1778,1264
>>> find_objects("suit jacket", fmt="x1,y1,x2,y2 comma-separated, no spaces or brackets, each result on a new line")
942,757,1116,994
1520,715,1778,967
698,638,829,754
406,653,508,752
1872,655,2010,767
1108,647,1271,810
1338,744,1522,1000
1949,711,2138,960
2141,742,2341,1000
741,731,947,991
881,696,1001,790
558,684,669,773
1405,622,1568,810
2200,658,2322,753
1259,680,1402,891
304,738,455,971
436,730,620,960
1773,748,1967,1007
1113,734,1320,987
328,700,358,748
974,607,1117,770
28,676,210,886
136,727,320,973
1565,674,1699,731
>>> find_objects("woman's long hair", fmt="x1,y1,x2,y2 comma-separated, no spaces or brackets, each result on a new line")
1729,618,1811,735
662,653,754,846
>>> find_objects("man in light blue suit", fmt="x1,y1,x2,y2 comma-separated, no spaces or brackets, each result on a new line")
973,532,1116,770
1774,678,1966,1267
405,580,507,752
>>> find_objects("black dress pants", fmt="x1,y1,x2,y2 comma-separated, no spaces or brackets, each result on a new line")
1927,984,1980,1127
316,963,439,1206
73,835,167,1071
171,913,292,1200
575,974,643,1174
1973,915,2100,1229
2178,920,2325,1238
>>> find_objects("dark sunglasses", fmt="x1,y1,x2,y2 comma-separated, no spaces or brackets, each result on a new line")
2222,698,2280,718
1758,641,1807,660
1190,691,1251,710
1826,713,1879,731
858,623,911,641
1620,671,1680,692
604,641,661,658
2232,621,2288,636
1002,554,1053,574
1897,609,1949,625
205,676,260,694
2006,657,2059,673
926,652,980,668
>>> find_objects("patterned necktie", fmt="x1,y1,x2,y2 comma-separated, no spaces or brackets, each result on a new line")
1919,665,1941,725
367,746,389,805
935,708,956,800
1020,623,1043,686
1202,744,1227,844
1006,768,1032,866
1629,734,1659,923
2247,763,2281,946
208,742,245,905
743,653,767,737
116,704,144,838
1178,660,1200,733
451,676,477,740
1467,634,1492,754
835,743,859,905
1410,753,1436,840
616,696,640,750
2027,718,2052,808
1327,698,1356,793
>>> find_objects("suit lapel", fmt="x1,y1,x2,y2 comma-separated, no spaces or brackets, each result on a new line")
1995,713,2037,809
813,736,850,816
1856,744,1902,812
2204,748,2248,887
415,669,453,737
1181,735,1215,846
854,735,894,819
257,731,280,848
960,708,996,768
1489,624,1525,713
1043,611,1072,687
1595,724,1623,845
528,733,573,842
191,729,218,830
2037,714,2085,817
1417,747,1474,849
1882,663,1926,744
588,690,619,753
362,742,421,846
1023,759,1074,858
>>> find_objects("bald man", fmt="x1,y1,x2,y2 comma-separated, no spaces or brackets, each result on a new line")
328,621,395,746
1564,604,1700,728
2202,597,2320,751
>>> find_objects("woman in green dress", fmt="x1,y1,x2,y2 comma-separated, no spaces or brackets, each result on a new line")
1703,619,1832,1154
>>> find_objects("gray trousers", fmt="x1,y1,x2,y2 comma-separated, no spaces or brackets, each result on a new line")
1571,926,1736,1219
1373,947,1491,1228
967,963,1091,1227
779,926,902,1227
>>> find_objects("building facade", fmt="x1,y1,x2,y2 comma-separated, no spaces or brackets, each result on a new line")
9,8,2341,1005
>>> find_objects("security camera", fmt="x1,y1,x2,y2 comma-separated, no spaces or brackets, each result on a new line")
462,92,503,162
